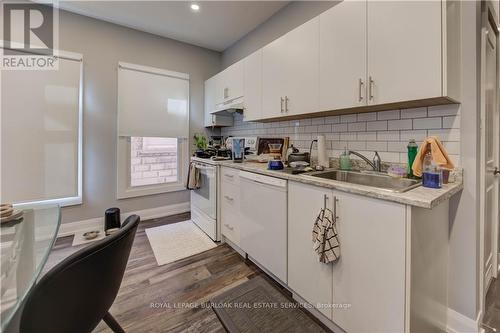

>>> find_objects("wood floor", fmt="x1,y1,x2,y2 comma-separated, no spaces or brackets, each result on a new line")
46,213,261,332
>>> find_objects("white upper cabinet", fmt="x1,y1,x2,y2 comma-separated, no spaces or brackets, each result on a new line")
262,35,288,119
214,60,244,106
367,0,442,105
204,77,216,126
284,17,319,116
320,0,367,111
205,0,459,121
204,77,233,127
243,49,262,122
262,17,319,118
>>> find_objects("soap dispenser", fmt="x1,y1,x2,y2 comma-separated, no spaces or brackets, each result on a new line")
339,148,351,170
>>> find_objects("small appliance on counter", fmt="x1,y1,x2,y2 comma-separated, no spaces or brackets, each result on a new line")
232,138,245,163
266,143,284,170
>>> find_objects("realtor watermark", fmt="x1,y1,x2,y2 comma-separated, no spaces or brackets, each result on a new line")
1,1,59,70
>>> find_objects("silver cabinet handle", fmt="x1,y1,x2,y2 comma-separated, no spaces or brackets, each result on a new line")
211,114,215,125
280,97,284,113
358,78,364,102
224,195,234,201
369,76,374,101
285,96,289,112
224,223,234,231
224,174,234,178
323,194,328,210
224,87,229,99
333,196,339,220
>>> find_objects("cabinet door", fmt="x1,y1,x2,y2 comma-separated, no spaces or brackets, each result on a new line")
332,191,406,332
243,49,262,122
220,170,241,246
262,36,288,119
285,17,319,115
216,61,244,106
288,182,333,319
367,0,442,104
320,1,367,111
204,77,215,127
225,60,244,101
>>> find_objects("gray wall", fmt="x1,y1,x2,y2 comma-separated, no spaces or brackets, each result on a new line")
221,1,338,68
58,10,221,224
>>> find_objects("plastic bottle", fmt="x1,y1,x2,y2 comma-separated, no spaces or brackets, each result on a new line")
339,147,351,170
407,139,418,178
422,148,442,188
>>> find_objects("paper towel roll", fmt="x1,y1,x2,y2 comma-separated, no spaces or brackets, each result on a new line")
317,135,328,168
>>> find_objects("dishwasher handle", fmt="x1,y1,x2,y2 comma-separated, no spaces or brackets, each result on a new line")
239,171,287,188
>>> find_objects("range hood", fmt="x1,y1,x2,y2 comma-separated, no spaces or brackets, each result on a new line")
211,96,244,114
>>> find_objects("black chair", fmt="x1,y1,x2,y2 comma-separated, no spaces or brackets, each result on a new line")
20,215,140,333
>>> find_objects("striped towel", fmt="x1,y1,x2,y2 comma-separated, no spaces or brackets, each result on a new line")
312,208,340,264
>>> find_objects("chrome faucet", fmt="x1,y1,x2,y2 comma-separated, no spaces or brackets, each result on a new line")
348,150,382,172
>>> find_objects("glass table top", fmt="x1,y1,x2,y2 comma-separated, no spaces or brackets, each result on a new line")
0,204,61,331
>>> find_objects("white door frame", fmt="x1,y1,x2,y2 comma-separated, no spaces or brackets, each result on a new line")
479,0,500,325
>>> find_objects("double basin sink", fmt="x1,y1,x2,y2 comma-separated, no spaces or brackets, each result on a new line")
305,169,421,193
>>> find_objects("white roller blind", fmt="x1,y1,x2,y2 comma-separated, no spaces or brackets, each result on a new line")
1,56,82,204
117,62,189,138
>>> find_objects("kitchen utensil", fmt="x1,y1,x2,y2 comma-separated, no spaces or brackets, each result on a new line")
268,143,282,154
289,161,309,168
288,152,310,164
267,158,284,170
232,138,245,163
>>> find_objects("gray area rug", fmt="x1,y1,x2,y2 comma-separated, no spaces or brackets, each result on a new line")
211,276,330,333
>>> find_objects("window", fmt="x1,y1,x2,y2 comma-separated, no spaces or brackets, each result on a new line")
116,62,189,199
1,51,83,207
130,137,178,187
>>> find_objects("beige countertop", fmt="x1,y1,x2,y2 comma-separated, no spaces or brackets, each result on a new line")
191,157,463,209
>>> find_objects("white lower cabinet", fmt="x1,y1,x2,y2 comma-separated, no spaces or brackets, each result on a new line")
288,181,406,332
288,182,333,319
220,172,449,332
332,191,406,333
220,167,241,246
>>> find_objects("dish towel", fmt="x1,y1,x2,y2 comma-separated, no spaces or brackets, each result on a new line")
312,208,340,264
411,136,455,177
186,162,200,190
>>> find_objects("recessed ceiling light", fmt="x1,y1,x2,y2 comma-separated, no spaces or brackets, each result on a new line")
190,3,200,12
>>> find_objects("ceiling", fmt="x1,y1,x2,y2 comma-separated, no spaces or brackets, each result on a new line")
58,1,289,51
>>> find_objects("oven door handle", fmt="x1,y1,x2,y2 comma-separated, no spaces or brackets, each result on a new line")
194,164,216,171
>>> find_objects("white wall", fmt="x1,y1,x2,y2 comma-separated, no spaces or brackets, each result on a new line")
447,0,482,322
58,10,221,224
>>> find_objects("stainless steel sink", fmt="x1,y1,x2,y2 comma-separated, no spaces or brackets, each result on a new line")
307,170,421,193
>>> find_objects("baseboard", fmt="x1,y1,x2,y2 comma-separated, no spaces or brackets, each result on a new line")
58,202,190,237
447,308,480,333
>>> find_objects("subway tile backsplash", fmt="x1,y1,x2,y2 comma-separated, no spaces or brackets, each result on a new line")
221,105,461,166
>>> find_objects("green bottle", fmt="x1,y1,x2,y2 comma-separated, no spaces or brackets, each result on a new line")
339,147,351,171
407,139,418,178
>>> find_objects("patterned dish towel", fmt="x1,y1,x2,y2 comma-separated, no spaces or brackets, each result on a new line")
312,208,340,264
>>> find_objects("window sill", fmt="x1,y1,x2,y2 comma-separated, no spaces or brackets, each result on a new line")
117,182,186,200
13,196,82,209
